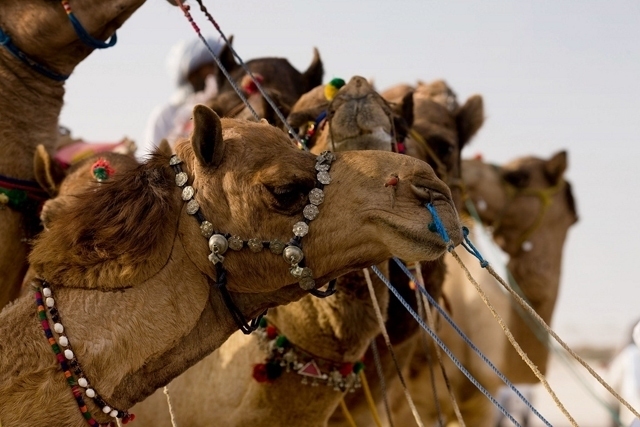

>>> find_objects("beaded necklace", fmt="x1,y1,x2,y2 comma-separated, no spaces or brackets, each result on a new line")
252,318,365,392
170,150,336,333
34,281,134,425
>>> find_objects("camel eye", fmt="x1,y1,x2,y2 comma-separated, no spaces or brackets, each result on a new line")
266,182,314,211
428,137,455,160
503,170,530,188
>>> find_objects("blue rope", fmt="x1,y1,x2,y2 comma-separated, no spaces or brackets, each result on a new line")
0,27,69,81
460,226,489,268
426,202,450,244
392,259,552,427
370,265,523,427
67,13,117,49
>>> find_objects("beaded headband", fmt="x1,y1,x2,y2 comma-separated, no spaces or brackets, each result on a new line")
170,150,336,333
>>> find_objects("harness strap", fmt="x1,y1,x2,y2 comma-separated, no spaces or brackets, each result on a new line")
0,27,69,81
408,129,449,181
62,1,118,50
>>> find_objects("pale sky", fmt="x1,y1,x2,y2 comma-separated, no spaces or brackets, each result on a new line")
60,0,640,349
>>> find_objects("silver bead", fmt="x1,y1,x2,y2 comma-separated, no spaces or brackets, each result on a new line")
208,234,229,254
290,265,304,278
186,199,199,215
248,238,263,253
293,221,309,237
283,245,304,265
181,185,195,201
303,204,319,221
175,172,188,187
308,188,324,205
315,163,330,172
299,276,316,290
200,221,214,238
228,236,244,251
317,151,336,165
317,171,331,185
300,267,313,278
169,155,182,166
208,252,225,264
269,239,285,254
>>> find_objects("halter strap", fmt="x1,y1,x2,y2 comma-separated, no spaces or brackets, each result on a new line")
0,26,69,81
61,1,118,50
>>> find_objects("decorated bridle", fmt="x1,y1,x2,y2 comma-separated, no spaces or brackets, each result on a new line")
169,150,338,334
0,0,117,82
486,165,565,253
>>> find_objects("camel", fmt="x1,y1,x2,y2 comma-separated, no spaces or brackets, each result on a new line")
328,79,484,427
130,75,440,427
390,151,578,426
0,0,147,311
205,38,324,126
0,106,463,427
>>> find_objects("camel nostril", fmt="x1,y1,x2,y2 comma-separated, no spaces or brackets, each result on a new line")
411,184,447,204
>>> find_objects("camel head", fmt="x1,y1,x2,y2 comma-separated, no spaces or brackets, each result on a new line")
462,150,578,256
288,76,411,154
382,80,485,210
0,0,145,78
206,43,324,127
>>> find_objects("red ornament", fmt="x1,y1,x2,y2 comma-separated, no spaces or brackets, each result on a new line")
266,325,278,340
339,363,354,377
253,363,270,383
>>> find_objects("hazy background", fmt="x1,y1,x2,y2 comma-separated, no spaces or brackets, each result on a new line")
59,1,640,350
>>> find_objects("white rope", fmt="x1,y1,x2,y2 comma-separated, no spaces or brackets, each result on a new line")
363,268,425,427
164,385,179,427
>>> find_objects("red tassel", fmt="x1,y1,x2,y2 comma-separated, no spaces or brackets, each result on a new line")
253,363,269,383
266,325,278,340
339,363,354,377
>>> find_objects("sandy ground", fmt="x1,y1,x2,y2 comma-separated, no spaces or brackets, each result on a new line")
494,351,622,427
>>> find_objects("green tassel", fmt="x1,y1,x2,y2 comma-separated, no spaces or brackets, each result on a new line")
353,361,365,374
276,335,288,348
93,167,109,182
259,317,268,328
329,77,346,89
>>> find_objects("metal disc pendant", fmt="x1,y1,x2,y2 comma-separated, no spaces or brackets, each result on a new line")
186,199,199,215
169,155,182,166
228,236,244,251
248,238,263,253
317,171,331,185
283,245,304,265
308,188,324,205
181,186,195,201
200,221,214,238
208,234,229,254
175,172,188,187
269,239,285,254
293,221,309,237
299,276,315,290
315,163,330,172
303,204,319,221
317,151,336,165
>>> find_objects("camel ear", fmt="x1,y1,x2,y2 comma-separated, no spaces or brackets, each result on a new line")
214,36,237,89
399,90,414,129
33,144,66,197
544,150,567,184
302,48,324,92
456,94,484,149
191,105,225,168
155,139,173,157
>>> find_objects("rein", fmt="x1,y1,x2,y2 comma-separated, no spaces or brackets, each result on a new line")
0,0,116,82
170,150,337,334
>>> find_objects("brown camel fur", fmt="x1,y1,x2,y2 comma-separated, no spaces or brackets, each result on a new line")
0,0,146,310
0,106,463,427
207,39,323,126
328,79,484,427
131,78,459,427
391,151,578,426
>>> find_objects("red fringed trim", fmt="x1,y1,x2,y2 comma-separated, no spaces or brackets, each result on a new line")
240,73,264,96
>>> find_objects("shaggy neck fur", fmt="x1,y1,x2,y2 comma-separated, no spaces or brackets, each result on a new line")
0,152,311,426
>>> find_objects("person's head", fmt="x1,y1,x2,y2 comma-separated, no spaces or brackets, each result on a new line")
167,36,225,93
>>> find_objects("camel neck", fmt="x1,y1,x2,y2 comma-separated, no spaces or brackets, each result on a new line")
0,48,65,180
269,266,390,364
